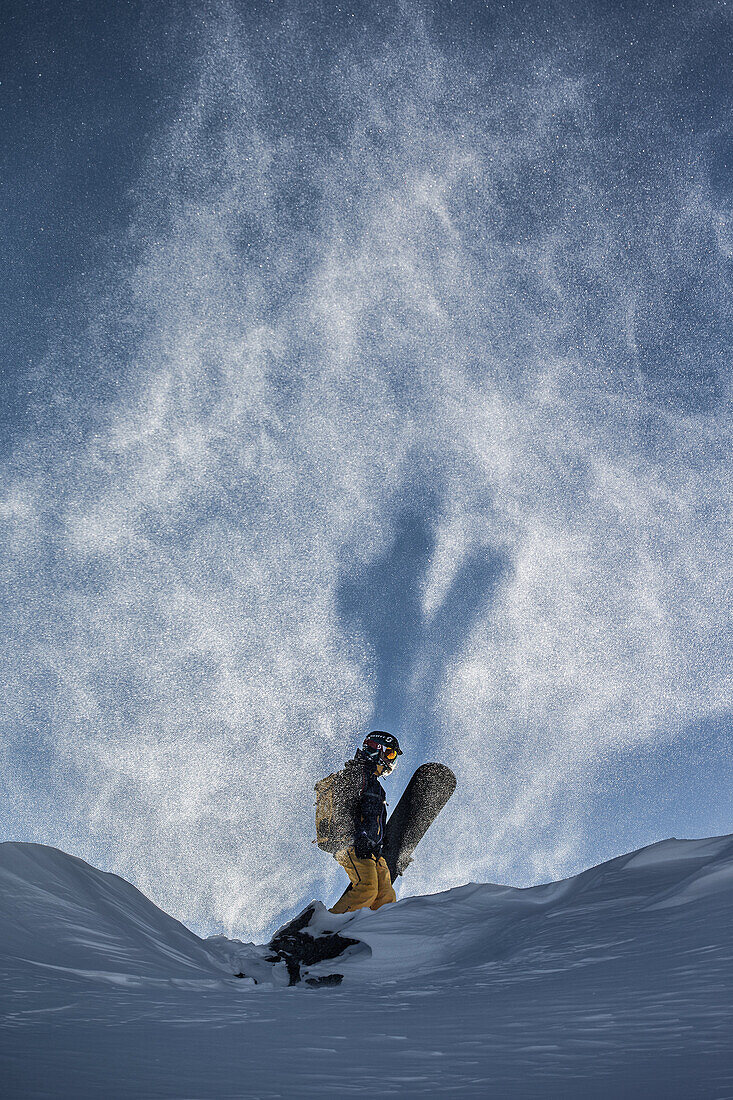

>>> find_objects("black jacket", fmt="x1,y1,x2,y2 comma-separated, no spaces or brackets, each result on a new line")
344,755,387,857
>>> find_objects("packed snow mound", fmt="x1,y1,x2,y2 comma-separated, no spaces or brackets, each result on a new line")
2,834,732,988
337,832,733,979
234,832,733,985
0,842,227,983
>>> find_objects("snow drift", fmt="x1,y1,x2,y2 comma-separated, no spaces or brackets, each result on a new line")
0,842,228,984
1,837,732,1098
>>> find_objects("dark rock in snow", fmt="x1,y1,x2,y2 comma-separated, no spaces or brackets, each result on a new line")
265,903,361,985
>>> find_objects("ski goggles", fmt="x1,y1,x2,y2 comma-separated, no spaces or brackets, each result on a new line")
364,737,401,761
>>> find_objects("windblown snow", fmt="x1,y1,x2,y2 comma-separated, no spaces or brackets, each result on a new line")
1,838,732,1098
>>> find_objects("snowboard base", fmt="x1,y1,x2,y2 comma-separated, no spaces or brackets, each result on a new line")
383,762,456,882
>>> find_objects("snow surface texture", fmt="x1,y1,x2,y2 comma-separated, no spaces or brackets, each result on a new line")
1,839,732,1098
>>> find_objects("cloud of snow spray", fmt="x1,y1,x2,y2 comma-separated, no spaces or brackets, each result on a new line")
1,3,731,939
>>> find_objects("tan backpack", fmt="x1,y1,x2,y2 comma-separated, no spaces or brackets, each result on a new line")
314,765,359,854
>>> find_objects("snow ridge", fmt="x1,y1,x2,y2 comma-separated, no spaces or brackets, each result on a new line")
1,837,732,1098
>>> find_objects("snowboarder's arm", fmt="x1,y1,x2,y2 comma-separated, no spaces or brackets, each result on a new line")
355,778,384,855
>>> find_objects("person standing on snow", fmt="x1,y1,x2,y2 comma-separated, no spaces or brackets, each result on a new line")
327,731,402,914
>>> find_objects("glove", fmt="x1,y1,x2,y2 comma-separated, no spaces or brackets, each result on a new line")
354,833,374,860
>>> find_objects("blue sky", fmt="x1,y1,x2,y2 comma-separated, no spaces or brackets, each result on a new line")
1,0,731,940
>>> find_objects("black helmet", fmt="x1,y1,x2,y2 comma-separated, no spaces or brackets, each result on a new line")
359,730,402,773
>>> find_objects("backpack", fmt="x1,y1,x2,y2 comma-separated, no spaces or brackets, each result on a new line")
314,764,359,854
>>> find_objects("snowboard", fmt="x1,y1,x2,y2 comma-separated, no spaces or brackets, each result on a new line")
382,762,456,883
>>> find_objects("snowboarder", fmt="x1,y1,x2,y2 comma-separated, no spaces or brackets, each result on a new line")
321,731,402,914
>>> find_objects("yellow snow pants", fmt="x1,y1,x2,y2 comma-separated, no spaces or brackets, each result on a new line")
329,848,397,914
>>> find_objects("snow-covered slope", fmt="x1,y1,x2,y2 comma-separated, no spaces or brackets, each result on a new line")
1,837,732,1098
0,843,228,983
